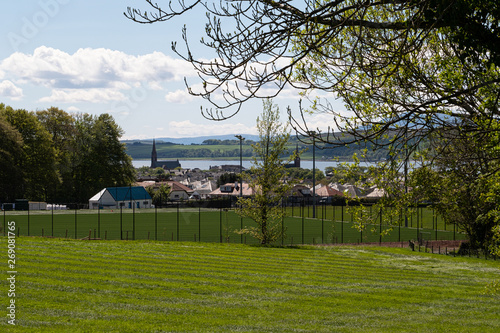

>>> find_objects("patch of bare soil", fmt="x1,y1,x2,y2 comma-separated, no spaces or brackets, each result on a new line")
319,240,466,254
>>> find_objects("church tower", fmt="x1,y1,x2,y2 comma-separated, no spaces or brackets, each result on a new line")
151,139,157,168
294,144,301,168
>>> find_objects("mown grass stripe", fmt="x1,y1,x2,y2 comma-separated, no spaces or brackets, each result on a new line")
2,237,499,332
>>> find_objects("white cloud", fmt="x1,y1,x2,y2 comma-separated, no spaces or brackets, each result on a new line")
168,120,257,137
0,80,23,100
165,89,195,104
67,106,80,112
39,88,126,103
148,81,163,90
0,46,197,103
1,46,195,90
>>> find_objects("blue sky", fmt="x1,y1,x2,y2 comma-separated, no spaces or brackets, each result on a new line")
0,0,339,139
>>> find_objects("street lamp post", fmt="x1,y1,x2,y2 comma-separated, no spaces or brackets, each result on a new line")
235,135,245,244
308,131,316,218
235,135,245,198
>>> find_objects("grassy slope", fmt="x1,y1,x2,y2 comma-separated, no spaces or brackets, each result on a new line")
1,237,499,332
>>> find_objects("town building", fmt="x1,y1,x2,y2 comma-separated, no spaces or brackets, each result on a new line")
209,182,255,198
150,139,181,169
89,186,152,209
285,145,301,168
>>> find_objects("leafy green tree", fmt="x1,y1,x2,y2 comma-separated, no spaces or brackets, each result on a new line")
36,107,77,202
217,172,239,188
0,106,58,201
0,108,24,202
127,0,500,248
73,113,135,203
325,165,370,184
236,99,294,244
407,130,500,251
149,183,171,207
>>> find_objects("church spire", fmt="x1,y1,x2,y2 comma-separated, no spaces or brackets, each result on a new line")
294,144,300,168
151,138,157,168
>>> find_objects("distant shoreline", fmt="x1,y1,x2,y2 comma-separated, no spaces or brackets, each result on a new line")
131,159,371,172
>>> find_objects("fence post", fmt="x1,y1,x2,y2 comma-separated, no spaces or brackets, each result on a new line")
434,208,437,240
281,198,284,246
302,201,305,245
321,202,324,244
398,209,401,242
99,206,102,239
379,207,382,244
416,208,420,242
341,204,344,244
177,202,180,241
75,206,77,239
155,205,158,241
28,208,30,236
51,204,54,237
120,206,123,240
199,204,201,242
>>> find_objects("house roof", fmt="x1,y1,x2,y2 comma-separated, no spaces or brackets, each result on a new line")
365,187,386,198
90,186,151,202
288,184,311,197
135,181,194,194
167,181,194,193
209,183,255,196
316,185,344,197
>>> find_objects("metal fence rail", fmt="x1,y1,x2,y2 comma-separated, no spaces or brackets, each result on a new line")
2,202,466,245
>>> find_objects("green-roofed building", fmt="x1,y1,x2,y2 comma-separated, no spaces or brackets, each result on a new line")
89,186,152,209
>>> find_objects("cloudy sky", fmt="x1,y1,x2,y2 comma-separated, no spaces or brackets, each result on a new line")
0,1,341,139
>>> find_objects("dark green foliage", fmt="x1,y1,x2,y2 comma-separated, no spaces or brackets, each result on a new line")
216,172,239,188
0,104,135,203
1,105,57,201
0,107,24,202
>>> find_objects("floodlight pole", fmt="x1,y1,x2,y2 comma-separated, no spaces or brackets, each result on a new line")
235,135,245,198
308,131,316,218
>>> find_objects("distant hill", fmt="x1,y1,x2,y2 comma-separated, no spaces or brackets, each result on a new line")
122,134,389,161
122,134,260,145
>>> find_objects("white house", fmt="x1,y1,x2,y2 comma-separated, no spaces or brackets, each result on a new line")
89,186,152,209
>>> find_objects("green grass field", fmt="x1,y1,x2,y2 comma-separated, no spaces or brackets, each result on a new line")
1,237,499,332
2,207,465,245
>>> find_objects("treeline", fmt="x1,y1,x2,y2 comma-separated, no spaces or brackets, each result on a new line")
0,104,135,204
201,139,256,145
154,148,254,159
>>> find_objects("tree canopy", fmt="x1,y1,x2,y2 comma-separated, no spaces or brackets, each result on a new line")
126,0,500,169
127,0,500,251
0,104,135,204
